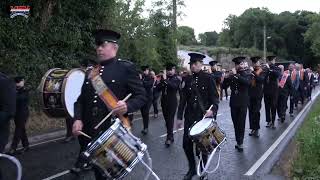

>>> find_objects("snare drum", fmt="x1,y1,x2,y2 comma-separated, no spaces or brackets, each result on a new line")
39,68,85,118
189,118,226,155
81,119,147,179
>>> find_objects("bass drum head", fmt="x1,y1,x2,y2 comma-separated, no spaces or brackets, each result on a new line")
189,118,214,136
62,69,85,118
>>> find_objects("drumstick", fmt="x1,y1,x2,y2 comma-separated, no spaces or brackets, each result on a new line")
78,131,92,139
201,104,214,120
94,93,132,129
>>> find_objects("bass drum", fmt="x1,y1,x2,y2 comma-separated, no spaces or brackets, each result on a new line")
39,68,85,118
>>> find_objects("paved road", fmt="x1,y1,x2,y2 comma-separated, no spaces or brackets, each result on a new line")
1,89,318,180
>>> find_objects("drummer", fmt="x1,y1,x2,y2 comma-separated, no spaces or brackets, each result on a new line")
72,29,147,180
177,52,219,180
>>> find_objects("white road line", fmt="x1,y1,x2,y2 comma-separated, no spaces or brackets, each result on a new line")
244,90,320,176
42,170,70,180
24,137,65,149
158,114,222,138
159,128,184,138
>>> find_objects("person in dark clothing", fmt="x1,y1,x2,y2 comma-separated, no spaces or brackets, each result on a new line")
72,29,147,180
0,71,16,180
221,69,230,100
248,56,265,137
229,57,252,151
306,68,314,100
140,65,154,135
150,70,161,118
209,60,223,101
8,76,30,155
158,63,180,146
177,53,219,180
264,56,281,129
298,64,309,105
277,65,292,123
289,63,298,117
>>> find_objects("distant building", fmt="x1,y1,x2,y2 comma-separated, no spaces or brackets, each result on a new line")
178,50,214,70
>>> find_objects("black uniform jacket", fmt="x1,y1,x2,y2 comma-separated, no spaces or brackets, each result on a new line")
249,69,266,98
74,58,147,137
158,74,181,101
0,72,16,126
15,87,29,118
177,70,219,128
229,70,252,107
264,64,281,95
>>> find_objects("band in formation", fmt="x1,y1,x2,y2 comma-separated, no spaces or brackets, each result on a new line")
0,29,317,180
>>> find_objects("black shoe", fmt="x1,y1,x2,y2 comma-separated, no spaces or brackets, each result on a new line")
200,175,208,180
141,129,148,135
270,123,276,129
249,130,255,136
165,139,173,147
183,169,196,180
235,144,243,152
7,149,18,155
70,167,82,174
266,122,271,128
253,130,260,137
290,113,294,117
280,118,285,123
20,147,30,154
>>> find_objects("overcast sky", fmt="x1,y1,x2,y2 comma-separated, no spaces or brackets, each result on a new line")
145,0,320,36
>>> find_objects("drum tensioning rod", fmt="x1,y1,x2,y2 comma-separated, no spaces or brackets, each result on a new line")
94,93,132,130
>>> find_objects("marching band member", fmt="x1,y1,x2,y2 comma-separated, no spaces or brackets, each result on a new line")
264,56,281,129
229,57,251,151
140,65,154,135
277,64,292,123
248,56,265,137
158,63,180,146
177,53,219,180
72,29,146,180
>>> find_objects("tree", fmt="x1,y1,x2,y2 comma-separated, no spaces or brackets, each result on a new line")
199,31,219,46
177,26,196,45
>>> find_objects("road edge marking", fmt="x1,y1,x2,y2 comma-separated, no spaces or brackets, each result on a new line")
244,90,320,176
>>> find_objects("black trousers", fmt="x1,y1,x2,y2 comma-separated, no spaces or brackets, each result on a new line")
248,97,262,130
264,95,277,124
0,122,10,153
277,94,288,120
152,92,161,115
11,114,29,149
183,129,208,171
65,117,73,137
220,88,228,100
140,98,152,129
161,98,177,140
231,106,247,145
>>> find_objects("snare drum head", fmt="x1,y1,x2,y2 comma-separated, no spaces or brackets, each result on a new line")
63,69,85,118
189,118,214,136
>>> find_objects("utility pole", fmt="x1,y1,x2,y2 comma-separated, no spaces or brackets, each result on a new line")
263,24,266,62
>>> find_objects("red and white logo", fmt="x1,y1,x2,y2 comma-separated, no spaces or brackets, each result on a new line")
10,6,30,18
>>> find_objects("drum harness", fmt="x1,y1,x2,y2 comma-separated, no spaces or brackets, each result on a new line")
0,153,22,180
88,65,160,180
190,79,227,177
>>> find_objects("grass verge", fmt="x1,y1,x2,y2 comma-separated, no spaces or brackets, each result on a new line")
292,98,320,179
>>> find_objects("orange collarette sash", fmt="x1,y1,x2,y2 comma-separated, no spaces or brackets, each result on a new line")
88,65,131,129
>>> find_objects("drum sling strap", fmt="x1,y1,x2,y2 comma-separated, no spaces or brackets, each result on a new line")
88,65,131,129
